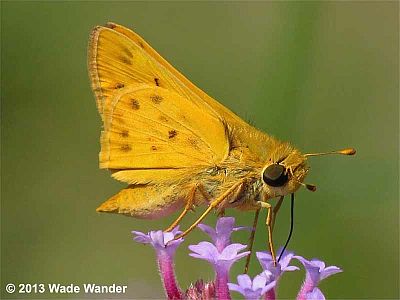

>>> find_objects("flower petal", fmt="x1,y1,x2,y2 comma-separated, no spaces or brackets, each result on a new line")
162,231,177,244
252,274,267,290
320,266,342,280
256,251,272,261
229,273,276,300
188,241,216,252
149,230,165,248
256,251,273,270
188,253,214,264
170,226,182,236
198,223,217,240
295,256,321,284
227,283,245,294
188,241,224,266
277,249,295,269
220,243,248,259
234,251,251,261
237,274,252,289
310,259,326,270
259,270,274,282
233,226,252,232
260,280,276,295
132,228,184,259
131,231,151,243
216,217,235,235
284,266,300,272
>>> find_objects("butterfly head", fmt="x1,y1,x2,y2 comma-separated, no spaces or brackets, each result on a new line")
261,144,356,198
261,144,309,198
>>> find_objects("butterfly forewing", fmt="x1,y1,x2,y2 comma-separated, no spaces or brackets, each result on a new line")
88,23,248,126
100,85,229,172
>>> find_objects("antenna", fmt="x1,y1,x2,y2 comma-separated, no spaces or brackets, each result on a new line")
300,182,317,192
304,147,356,157
292,176,317,192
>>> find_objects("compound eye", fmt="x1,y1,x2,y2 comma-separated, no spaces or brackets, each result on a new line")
263,164,288,187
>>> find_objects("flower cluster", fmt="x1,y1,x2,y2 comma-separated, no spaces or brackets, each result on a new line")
132,217,342,300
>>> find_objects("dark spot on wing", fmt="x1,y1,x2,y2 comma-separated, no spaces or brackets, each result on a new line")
188,137,197,145
180,114,188,122
121,46,133,58
154,78,160,86
120,130,129,137
150,94,163,104
138,41,145,48
188,137,200,150
119,55,132,65
115,82,125,89
120,144,132,152
131,99,140,110
168,130,177,139
159,115,168,122
151,145,157,151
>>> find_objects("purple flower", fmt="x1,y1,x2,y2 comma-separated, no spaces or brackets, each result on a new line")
294,256,342,300
198,216,250,252
189,241,250,270
132,226,183,257
228,272,276,300
132,227,184,299
256,247,299,299
131,218,344,300
257,247,299,279
189,217,252,299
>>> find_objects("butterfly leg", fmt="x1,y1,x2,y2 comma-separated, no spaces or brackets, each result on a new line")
244,208,261,274
266,204,277,266
164,184,199,232
173,180,246,241
257,201,277,266
271,196,284,231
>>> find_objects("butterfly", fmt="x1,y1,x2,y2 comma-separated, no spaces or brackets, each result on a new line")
87,22,355,267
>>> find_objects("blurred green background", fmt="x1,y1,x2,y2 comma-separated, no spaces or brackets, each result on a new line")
1,1,398,299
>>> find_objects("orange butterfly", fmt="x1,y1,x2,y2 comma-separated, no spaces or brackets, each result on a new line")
87,22,355,266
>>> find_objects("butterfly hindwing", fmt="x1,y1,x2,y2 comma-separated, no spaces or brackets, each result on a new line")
96,184,184,219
